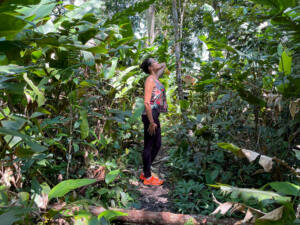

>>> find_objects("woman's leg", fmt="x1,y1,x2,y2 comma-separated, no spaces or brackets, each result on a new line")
142,114,154,178
151,113,161,163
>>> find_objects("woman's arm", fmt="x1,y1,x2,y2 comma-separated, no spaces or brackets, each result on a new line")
144,77,157,135
157,63,166,77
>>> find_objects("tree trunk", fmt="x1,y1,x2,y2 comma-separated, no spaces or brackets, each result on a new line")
179,0,187,40
147,4,156,44
172,0,183,101
89,207,252,225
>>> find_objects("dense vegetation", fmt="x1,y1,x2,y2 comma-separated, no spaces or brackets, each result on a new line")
0,0,299,224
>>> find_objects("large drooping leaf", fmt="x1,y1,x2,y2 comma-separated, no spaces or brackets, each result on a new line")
0,65,28,75
0,127,47,152
0,0,41,13
237,88,266,107
264,182,300,196
210,183,291,204
129,97,144,123
81,50,95,67
217,142,241,155
112,66,139,89
0,207,32,225
251,0,296,11
48,179,97,200
98,210,128,222
104,57,118,79
79,109,89,139
0,14,27,40
105,0,156,25
16,0,56,22
279,50,292,75
23,73,45,107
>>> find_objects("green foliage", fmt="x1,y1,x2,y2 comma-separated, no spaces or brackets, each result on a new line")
210,183,291,204
48,179,97,200
263,182,300,196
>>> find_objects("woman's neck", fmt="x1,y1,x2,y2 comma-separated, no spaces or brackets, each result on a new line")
150,72,160,80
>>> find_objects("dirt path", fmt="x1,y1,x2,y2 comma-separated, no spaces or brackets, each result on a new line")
129,146,173,213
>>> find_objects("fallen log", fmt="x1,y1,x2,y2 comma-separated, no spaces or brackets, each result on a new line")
89,206,252,225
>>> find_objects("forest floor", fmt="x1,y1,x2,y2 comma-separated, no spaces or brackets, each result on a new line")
128,145,173,213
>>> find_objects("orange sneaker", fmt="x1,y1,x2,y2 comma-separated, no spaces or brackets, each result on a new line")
143,176,163,186
140,173,146,180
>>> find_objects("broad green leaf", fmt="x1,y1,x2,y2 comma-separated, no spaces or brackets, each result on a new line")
36,20,55,34
98,210,128,222
210,183,291,204
80,109,89,139
0,14,27,40
48,179,97,200
0,65,27,75
237,88,266,107
0,186,8,206
0,127,47,152
129,97,144,123
106,0,156,25
1,118,26,130
18,192,29,204
205,170,219,184
105,169,120,184
293,149,300,160
179,100,189,110
87,46,108,54
279,50,292,75
16,0,56,21
74,211,99,225
266,182,300,196
32,50,43,60
81,50,95,67
0,207,32,225
0,107,10,120
104,57,118,79
23,73,45,107
217,142,241,155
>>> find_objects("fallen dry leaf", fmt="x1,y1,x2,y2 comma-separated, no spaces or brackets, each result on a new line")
211,202,233,215
257,206,284,221
241,149,260,163
259,155,273,172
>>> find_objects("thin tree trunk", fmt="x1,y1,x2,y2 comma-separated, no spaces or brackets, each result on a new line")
172,0,183,101
147,4,155,44
179,0,187,40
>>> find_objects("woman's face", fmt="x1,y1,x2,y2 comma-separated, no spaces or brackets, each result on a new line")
148,58,161,73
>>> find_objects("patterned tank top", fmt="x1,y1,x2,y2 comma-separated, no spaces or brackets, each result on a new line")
143,77,168,114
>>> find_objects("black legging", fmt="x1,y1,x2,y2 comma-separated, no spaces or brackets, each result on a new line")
142,109,161,178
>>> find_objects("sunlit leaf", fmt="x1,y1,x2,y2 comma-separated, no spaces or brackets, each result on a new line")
279,50,292,75
98,210,128,221
266,182,300,196
80,109,89,139
48,179,97,200
23,73,45,107
210,183,291,204
105,57,118,79
105,170,120,184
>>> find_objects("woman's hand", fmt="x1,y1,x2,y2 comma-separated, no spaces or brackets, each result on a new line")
148,122,158,135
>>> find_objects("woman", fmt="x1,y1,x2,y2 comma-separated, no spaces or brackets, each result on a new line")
139,58,168,186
